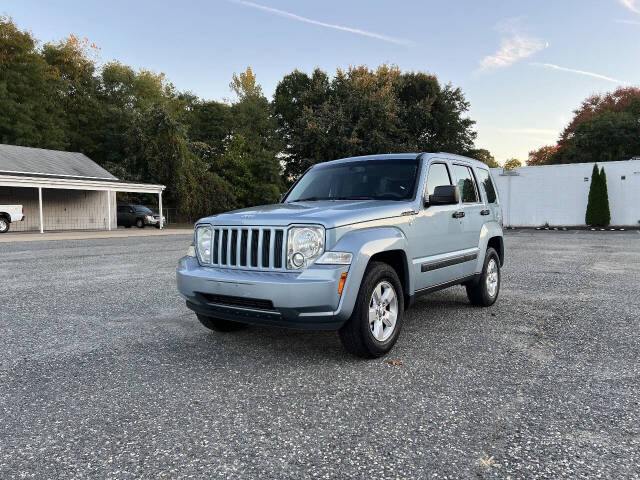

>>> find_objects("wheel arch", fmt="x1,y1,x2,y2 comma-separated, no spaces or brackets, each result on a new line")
330,226,412,320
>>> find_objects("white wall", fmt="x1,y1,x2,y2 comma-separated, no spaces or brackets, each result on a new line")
0,187,117,232
490,159,640,227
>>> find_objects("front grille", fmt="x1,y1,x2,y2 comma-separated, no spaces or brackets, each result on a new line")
198,293,275,310
207,226,286,271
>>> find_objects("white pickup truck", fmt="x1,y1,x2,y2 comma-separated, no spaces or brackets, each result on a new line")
0,205,24,233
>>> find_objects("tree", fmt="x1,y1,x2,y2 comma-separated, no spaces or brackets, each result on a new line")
0,16,67,148
503,158,522,170
468,148,499,168
273,65,476,180
552,87,640,164
527,145,556,166
229,66,262,100
585,164,601,226
599,166,611,226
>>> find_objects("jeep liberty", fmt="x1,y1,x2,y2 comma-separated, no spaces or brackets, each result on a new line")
177,153,504,358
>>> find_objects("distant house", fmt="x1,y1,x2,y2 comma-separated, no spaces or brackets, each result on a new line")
0,144,164,233
490,159,640,227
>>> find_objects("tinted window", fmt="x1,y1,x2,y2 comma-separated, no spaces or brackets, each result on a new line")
135,206,153,214
425,163,452,196
452,165,479,203
117,206,127,213
286,159,419,202
476,169,498,203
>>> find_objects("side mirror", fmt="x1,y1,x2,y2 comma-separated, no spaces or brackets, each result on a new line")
428,185,460,206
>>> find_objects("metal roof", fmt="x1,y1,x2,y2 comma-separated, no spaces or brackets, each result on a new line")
0,144,118,181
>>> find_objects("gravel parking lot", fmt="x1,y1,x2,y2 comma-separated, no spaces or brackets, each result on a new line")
1,231,639,478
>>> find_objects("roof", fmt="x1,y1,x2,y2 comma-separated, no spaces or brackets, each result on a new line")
318,152,486,168
0,144,118,181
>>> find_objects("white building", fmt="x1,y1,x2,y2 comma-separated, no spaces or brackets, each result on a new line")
0,144,165,233
490,159,640,227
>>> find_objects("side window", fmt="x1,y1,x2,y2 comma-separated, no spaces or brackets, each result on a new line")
476,169,498,204
425,163,452,197
117,206,126,213
452,164,479,203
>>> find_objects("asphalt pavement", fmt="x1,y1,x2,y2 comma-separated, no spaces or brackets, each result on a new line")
1,230,638,478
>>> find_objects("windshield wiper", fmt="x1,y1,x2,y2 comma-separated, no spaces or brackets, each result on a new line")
330,196,374,200
289,197,325,202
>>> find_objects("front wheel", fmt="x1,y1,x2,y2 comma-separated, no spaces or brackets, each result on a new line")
339,261,404,359
136,218,144,228
196,313,246,332
0,217,9,233
466,247,501,307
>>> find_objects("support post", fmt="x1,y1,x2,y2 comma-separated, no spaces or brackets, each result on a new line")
38,187,44,234
159,191,163,229
107,190,112,231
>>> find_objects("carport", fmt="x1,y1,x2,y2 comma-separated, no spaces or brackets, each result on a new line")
0,144,165,233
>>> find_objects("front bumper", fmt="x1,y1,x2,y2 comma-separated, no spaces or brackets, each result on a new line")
176,257,350,330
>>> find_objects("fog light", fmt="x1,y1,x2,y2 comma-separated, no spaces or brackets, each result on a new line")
292,252,305,268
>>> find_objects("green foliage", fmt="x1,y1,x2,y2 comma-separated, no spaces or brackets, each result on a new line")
273,65,476,180
599,167,611,226
1,18,479,220
550,87,640,164
468,148,499,168
0,17,66,148
503,158,522,170
585,164,611,227
585,164,600,226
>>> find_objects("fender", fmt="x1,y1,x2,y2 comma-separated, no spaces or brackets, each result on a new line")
329,226,410,321
474,221,504,273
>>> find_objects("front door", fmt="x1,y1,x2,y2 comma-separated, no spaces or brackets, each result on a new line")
451,164,485,277
411,161,467,291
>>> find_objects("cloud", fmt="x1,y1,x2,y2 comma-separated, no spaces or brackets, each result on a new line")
230,0,413,46
619,0,640,14
477,20,546,72
532,63,627,84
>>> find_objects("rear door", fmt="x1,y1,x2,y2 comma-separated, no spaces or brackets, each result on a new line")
451,164,485,277
411,160,467,290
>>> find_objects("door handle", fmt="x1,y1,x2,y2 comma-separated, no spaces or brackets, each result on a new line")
480,209,491,216
452,211,465,219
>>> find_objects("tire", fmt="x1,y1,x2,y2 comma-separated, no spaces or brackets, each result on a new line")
339,261,404,359
196,313,246,332
136,218,144,228
466,247,501,307
0,216,9,233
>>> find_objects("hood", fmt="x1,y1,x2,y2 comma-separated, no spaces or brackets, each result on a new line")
199,200,413,229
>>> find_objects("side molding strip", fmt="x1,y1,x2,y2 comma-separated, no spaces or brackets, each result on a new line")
421,252,477,272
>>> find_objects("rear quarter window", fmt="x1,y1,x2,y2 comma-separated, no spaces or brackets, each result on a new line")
475,168,498,204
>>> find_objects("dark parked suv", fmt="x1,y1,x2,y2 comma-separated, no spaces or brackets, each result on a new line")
117,203,165,228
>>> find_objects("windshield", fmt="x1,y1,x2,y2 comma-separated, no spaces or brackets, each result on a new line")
135,206,153,214
285,158,420,202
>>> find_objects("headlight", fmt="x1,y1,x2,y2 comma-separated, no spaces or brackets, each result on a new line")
315,251,353,265
287,226,324,269
195,226,212,263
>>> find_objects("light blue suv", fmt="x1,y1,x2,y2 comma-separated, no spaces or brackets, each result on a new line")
177,153,504,358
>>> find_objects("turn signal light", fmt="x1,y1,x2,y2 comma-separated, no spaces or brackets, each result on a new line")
338,272,347,294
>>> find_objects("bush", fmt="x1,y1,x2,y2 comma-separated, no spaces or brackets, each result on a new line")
585,164,611,227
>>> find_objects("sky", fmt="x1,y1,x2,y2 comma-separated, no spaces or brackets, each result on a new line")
3,0,639,163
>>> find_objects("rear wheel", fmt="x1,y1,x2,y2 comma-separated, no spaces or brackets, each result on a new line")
466,247,500,307
0,216,9,233
339,261,404,358
196,313,246,332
